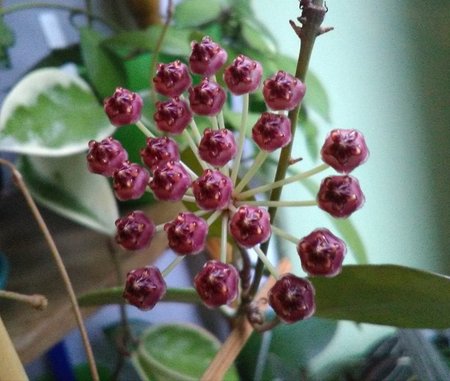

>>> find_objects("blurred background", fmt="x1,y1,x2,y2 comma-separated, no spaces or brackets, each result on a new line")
1,0,449,379
256,0,450,372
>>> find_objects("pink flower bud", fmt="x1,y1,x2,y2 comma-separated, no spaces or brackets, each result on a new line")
223,55,262,95
317,175,365,218
189,36,228,76
153,97,192,135
140,136,180,171
263,71,306,111
188,78,226,116
194,260,239,308
153,60,192,97
268,273,315,323
104,87,143,127
192,169,233,210
321,129,369,173
115,211,155,251
164,212,208,255
149,161,191,201
87,137,128,176
229,206,271,248
123,266,166,310
112,161,150,201
252,112,292,152
297,228,346,277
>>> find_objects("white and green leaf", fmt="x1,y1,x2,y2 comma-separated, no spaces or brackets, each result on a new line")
0,68,114,156
19,154,118,235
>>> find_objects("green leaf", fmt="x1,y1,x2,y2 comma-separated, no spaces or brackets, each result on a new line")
18,154,118,235
312,264,450,328
174,0,223,28
78,287,200,307
103,26,192,57
0,68,114,156
0,17,15,68
241,19,276,54
298,108,320,160
0,18,14,47
305,71,331,122
237,317,337,379
29,45,82,71
80,28,127,98
135,323,239,381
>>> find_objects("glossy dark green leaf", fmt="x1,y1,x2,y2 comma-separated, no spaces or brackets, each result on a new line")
135,323,239,380
313,264,450,328
80,28,126,98
237,317,337,379
0,68,114,156
174,0,223,28
18,154,118,235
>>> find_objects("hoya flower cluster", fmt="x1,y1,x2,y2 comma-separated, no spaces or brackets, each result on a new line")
87,36,368,323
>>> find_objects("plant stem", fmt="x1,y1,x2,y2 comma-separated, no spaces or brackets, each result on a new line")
208,115,218,131
220,214,229,263
270,224,299,245
189,119,202,144
236,200,317,207
253,247,279,279
248,0,328,299
207,210,222,226
0,2,121,32
231,93,249,184
200,259,292,381
106,240,133,380
136,120,155,138
234,151,269,194
162,255,185,277
149,0,173,104
236,163,328,199
217,110,226,130
0,290,47,310
0,315,28,381
182,195,197,203
183,130,210,170
0,159,99,381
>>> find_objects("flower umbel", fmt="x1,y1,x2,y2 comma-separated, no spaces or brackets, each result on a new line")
87,37,368,324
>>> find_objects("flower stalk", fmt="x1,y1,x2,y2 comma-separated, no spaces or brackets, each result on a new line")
249,0,331,299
